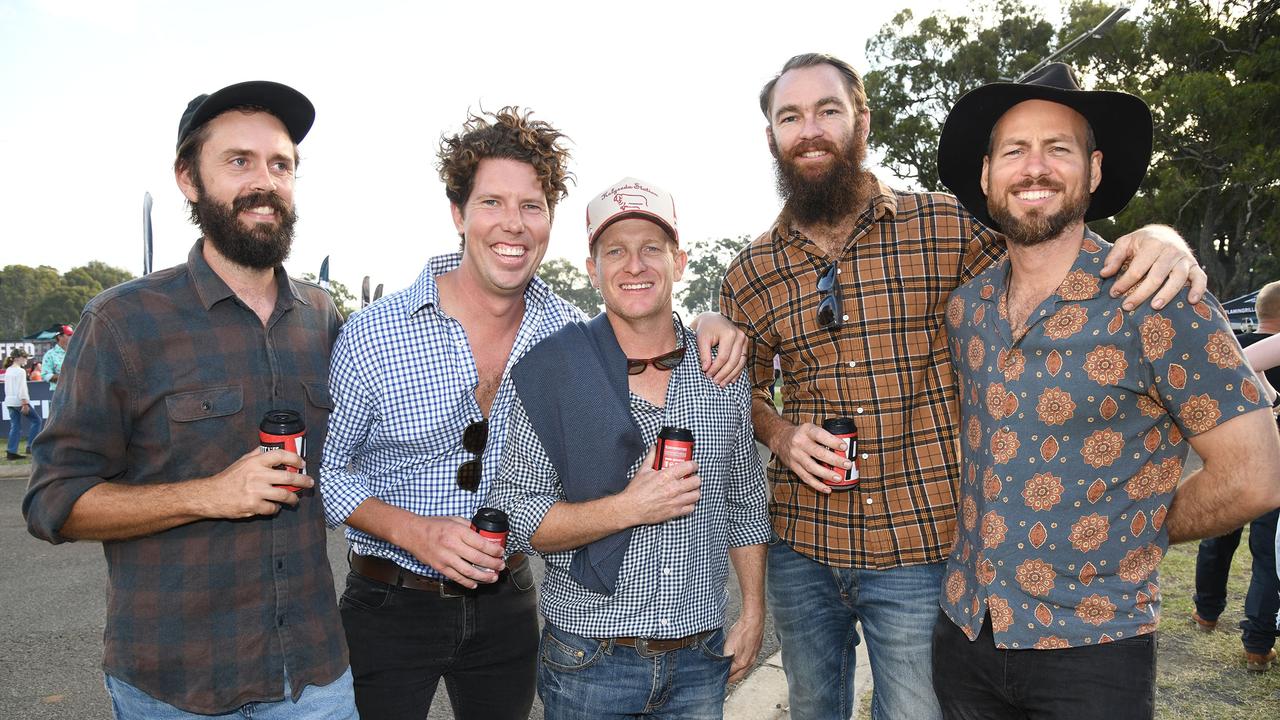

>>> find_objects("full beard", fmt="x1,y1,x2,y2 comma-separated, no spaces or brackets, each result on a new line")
771,125,877,228
193,185,297,270
988,178,1091,248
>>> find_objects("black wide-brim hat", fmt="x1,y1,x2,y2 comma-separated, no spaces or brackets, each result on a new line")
937,63,1152,232
177,80,314,150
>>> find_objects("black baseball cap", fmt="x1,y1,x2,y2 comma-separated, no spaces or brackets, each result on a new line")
176,80,315,151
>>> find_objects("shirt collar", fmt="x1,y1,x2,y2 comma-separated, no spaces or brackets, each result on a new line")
977,229,1111,305
404,251,556,317
188,239,307,312
770,177,899,249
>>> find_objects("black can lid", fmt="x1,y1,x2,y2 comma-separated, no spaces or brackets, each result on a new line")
822,417,857,435
471,507,508,533
260,409,304,434
658,426,694,442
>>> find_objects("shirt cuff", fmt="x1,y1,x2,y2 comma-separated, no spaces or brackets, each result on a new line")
507,493,559,556
319,471,374,528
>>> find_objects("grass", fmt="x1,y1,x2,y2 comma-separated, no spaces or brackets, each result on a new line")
1,438,34,466
853,531,1278,719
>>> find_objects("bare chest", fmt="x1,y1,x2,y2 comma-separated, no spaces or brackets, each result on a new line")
629,370,671,409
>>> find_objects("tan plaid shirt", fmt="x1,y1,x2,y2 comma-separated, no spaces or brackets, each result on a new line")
720,182,1004,568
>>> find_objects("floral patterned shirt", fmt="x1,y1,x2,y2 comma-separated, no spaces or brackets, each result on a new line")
940,234,1266,649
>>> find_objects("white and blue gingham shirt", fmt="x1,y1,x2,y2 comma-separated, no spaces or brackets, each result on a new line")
321,252,585,578
488,322,771,638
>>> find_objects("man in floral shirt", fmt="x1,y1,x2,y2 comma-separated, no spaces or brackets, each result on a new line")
931,64,1280,719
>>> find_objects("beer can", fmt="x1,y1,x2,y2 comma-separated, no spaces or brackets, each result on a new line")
470,507,509,550
653,426,695,470
259,410,305,492
821,417,859,488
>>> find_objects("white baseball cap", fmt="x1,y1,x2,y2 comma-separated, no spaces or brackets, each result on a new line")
585,177,679,249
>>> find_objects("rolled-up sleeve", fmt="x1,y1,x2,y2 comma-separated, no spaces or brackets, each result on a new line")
319,324,377,527
23,310,132,543
486,396,562,557
726,376,770,548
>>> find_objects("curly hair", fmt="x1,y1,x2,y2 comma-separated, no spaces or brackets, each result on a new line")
437,106,573,220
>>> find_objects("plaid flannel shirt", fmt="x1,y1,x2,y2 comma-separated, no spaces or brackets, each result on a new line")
23,241,347,714
720,182,1004,569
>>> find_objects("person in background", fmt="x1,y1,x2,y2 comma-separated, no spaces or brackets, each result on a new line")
1192,279,1280,671
5,348,42,460
42,324,72,394
27,360,42,382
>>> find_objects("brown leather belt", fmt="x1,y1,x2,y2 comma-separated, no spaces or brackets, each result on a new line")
609,630,715,654
350,552,526,598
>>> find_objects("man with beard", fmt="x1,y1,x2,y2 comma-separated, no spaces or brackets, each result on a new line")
24,81,356,718
931,64,1280,719
719,53,1207,720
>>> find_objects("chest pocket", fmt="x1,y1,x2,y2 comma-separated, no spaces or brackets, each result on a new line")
165,386,244,422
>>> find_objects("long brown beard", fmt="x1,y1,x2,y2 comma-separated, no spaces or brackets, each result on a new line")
771,122,877,227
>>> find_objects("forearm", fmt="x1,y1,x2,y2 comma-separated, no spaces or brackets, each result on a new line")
1245,334,1280,374
344,496,437,549
729,543,767,620
60,480,210,541
531,494,634,553
751,396,792,453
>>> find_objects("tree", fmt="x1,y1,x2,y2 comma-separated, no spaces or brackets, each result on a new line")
0,265,63,338
863,0,1280,297
677,235,753,314
299,273,358,318
538,258,602,317
76,261,134,292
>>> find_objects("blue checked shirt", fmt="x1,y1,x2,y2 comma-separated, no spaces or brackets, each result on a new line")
321,252,584,578
488,323,772,638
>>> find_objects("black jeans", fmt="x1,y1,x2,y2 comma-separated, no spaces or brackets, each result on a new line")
932,610,1156,720
339,559,539,720
1193,507,1280,654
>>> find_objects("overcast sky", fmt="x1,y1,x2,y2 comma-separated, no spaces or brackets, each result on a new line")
1,0,1065,296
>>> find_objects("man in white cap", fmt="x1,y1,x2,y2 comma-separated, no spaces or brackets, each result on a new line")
932,62,1280,718
488,177,770,719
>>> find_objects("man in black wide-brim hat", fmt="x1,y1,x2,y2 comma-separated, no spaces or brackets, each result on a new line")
932,63,1280,720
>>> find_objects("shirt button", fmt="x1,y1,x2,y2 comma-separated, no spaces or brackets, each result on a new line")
662,568,671,575
842,314,850,321
277,615,285,627
847,361,857,368
201,401,211,411
861,453,869,459
856,407,864,414
865,498,874,505
660,619,669,626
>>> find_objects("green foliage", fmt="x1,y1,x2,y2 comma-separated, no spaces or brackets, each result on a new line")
863,0,1280,297
538,258,602,317
677,235,753,314
299,273,358,318
0,261,134,338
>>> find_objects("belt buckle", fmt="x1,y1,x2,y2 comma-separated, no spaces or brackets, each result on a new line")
633,637,660,658
438,580,467,599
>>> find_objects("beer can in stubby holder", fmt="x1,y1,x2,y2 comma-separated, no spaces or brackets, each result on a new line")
821,417,859,488
470,507,509,550
653,426,695,470
259,410,306,492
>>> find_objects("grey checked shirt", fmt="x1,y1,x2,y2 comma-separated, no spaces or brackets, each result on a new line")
489,323,771,638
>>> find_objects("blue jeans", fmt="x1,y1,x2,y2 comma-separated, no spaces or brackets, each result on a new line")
105,667,357,719
7,405,41,454
537,623,731,720
1193,508,1279,653
768,537,945,720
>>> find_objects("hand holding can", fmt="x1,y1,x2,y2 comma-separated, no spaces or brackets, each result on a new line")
259,410,306,493
821,417,859,488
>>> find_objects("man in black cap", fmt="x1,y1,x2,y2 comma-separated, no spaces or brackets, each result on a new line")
932,63,1280,718
24,81,356,718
